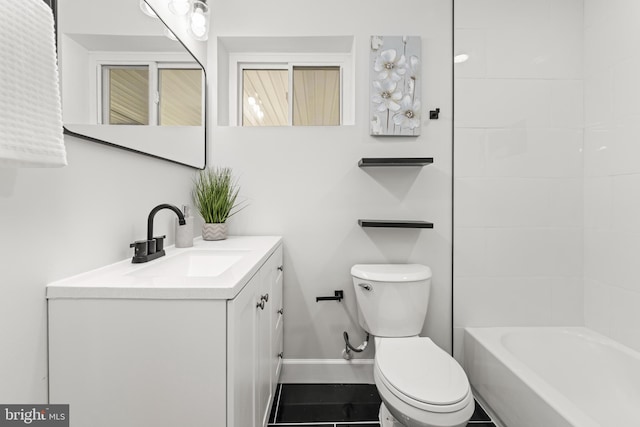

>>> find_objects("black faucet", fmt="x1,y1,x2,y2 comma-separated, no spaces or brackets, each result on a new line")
130,204,186,263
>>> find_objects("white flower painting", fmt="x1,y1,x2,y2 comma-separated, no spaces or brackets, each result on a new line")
370,36,421,136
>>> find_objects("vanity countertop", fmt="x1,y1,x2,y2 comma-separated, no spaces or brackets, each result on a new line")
46,236,282,300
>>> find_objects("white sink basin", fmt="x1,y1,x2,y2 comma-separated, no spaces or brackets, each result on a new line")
129,250,249,278
46,236,282,300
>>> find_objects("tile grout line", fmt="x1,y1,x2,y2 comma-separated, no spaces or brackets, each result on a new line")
474,399,496,425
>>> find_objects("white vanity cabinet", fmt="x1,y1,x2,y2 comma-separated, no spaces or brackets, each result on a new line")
227,245,283,427
47,237,282,427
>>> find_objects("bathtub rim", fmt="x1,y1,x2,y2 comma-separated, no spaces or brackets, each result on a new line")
463,326,638,427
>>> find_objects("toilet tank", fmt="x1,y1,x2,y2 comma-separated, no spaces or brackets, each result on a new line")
351,264,432,337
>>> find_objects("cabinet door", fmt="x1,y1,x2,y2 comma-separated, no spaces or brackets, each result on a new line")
256,267,272,427
256,245,283,427
271,248,284,385
228,245,283,427
227,274,259,427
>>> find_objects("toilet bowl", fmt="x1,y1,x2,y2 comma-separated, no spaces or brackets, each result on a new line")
351,264,474,427
374,337,474,427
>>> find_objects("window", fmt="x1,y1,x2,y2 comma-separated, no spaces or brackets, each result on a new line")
239,63,341,127
222,40,354,126
100,62,203,127
242,68,288,126
292,66,340,126
103,66,149,125
158,68,203,126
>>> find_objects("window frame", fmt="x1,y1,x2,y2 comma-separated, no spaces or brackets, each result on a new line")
229,52,353,127
89,52,204,127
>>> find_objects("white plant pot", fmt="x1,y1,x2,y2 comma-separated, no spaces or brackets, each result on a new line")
202,223,227,241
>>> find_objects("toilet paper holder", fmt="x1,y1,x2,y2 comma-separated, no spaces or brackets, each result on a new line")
316,290,344,302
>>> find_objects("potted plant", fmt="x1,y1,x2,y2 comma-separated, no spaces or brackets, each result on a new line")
193,167,244,241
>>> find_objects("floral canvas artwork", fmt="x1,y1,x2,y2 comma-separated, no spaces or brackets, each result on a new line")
370,35,421,136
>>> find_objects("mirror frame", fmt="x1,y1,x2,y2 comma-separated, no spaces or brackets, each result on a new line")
50,0,207,169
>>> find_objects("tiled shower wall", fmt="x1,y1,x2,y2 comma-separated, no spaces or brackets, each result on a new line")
583,0,640,352
453,0,585,356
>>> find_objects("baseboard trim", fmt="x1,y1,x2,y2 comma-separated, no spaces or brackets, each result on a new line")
280,359,375,384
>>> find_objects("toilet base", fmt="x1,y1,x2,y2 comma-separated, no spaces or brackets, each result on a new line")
380,403,405,427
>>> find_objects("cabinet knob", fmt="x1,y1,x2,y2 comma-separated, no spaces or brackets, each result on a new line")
262,293,269,302
257,300,265,310
278,352,284,359
277,308,284,315
277,265,283,272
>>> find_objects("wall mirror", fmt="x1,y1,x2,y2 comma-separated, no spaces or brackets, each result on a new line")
54,0,206,169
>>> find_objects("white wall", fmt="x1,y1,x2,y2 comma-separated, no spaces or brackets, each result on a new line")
210,0,454,360
0,137,196,402
583,0,640,352
453,0,585,356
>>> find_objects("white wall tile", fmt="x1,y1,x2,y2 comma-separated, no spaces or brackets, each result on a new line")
584,71,614,129
486,29,582,79
584,0,614,29
454,277,552,327
584,278,612,336
485,228,583,277
611,174,640,230
609,125,640,175
583,129,613,177
603,231,640,294
456,178,582,228
485,129,583,178
453,227,488,277
605,2,640,65
583,229,614,286
609,286,640,353
454,30,487,79
455,79,552,129
584,0,640,352
455,0,551,30
583,177,612,228
547,0,584,31
584,24,618,78
454,0,586,358
585,229,640,307
550,80,584,130
550,277,584,325
613,59,640,124
454,129,487,177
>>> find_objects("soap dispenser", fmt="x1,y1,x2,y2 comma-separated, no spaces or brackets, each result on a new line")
175,205,194,248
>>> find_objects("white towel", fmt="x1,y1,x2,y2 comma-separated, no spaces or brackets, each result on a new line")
0,0,66,167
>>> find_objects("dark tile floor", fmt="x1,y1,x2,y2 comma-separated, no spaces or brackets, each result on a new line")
268,384,496,427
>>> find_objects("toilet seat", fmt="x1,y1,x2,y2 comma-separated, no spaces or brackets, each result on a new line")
375,337,471,414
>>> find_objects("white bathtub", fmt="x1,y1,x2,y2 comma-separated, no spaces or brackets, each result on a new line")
464,327,640,427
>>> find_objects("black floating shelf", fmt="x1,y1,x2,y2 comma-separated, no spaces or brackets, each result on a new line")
358,220,434,229
358,157,434,167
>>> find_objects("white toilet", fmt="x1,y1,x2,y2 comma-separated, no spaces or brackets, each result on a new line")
351,264,474,427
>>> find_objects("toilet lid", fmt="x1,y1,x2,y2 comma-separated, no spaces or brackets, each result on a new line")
376,337,470,406
351,264,432,282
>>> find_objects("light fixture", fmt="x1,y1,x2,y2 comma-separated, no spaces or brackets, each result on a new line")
168,0,191,16
139,0,158,18
188,0,210,41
